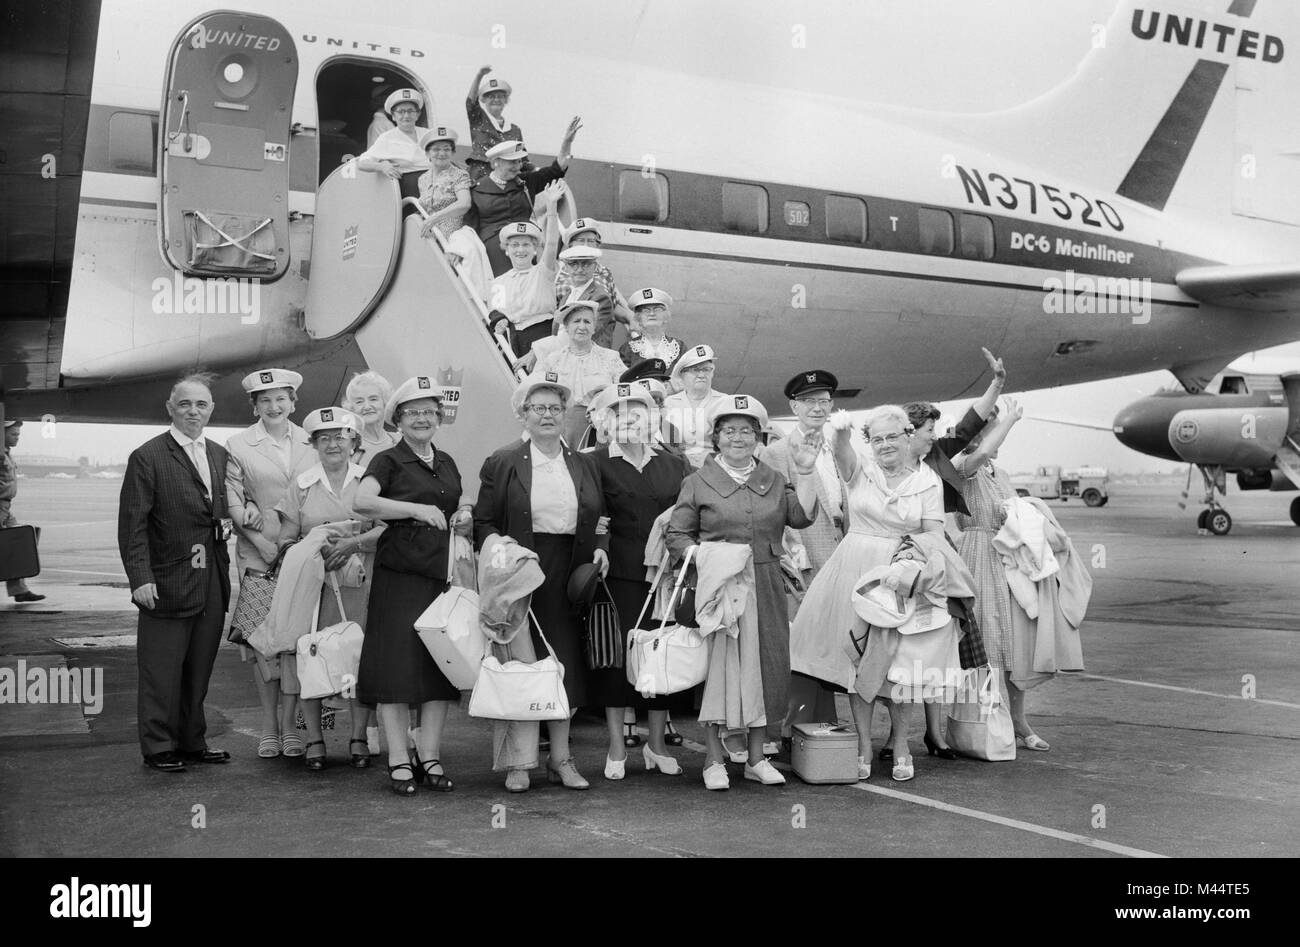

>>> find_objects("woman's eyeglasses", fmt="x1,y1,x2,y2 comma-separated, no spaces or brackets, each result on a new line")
524,404,565,417
868,432,908,447
401,408,441,420
314,434,353,444
718,427,756,440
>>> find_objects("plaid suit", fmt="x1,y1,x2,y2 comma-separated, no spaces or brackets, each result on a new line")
118,431,232,756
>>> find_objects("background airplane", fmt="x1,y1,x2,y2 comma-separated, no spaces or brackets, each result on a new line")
3,0,1300,486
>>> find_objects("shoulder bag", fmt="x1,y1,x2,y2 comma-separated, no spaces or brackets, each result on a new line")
228,542,293,644
467,610,570,721
583,579,623,670
625,547,709,697
415,539,485,690
296,571,366,700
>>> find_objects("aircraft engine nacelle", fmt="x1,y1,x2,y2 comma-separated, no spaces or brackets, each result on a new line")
1166,407,1287,468
1235,468,1273,490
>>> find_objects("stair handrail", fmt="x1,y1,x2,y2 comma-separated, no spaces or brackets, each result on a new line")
400,197,525,379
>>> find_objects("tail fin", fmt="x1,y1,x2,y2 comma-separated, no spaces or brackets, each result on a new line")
938,1,1300,221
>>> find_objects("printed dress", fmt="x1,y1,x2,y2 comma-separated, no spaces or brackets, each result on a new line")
954,459,1016,670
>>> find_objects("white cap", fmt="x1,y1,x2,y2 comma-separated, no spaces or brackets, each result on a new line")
706,393,769,432
478,76,513,99
498,219,543,248
562,217,602,246
385,375,444,424
419,126,459,148
384,88,424,115
241,368,303,394
486,141,528,162
631,287,672,309
559,245,602,262
669,343,716,385
511,372,572,414
302,407,360,437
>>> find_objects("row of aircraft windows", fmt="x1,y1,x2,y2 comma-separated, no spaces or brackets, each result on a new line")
106,110,996,261
618,171,997,260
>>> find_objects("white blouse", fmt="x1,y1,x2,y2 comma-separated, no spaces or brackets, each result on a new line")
537,345,626,406
358,126,430,173
529,442,578,534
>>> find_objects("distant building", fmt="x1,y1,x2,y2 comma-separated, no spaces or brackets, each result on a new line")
10,453,83,478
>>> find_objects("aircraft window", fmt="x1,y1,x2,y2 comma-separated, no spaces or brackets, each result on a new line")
1219,376,1247,393
722,182,769,234
918,208,954,254
825,195,867,242
783,201,810,228
959,213,994,260
108,111,155,173
618,170,669,223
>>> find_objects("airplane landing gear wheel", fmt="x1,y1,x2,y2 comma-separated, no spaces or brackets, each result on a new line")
1291,497,1300,527
1207,509,1232,535
1196,510,1209,530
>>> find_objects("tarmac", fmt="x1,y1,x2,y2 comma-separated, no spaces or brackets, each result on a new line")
2,478,1297,858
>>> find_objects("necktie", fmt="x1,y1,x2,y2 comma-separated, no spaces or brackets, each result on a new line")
188,441,211,496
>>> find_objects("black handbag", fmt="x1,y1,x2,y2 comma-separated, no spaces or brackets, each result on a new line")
584,580,624,670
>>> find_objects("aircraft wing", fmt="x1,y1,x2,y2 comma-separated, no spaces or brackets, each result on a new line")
1175,263,1300,313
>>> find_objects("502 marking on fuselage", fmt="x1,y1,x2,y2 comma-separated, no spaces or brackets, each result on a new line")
955,165,1125,232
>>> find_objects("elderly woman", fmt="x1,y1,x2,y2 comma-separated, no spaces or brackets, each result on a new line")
356,88,430,203
618,287,686,371
666,395,819,790
473,374,610,792
661,344,730,468
790,405,965,782
2,419,43,602
555,218,634,328
588,384,694,779
225,368,316,759
489,183,563,358
466,118,581,276
270,408,386,770
535,300,626,446
416,126,472,240
952,399,1075,750
352,376,473,795
345,371,399,470
553,245,624,350
464,67,531,182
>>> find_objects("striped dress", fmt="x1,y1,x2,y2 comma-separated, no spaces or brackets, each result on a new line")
954,460,1015,669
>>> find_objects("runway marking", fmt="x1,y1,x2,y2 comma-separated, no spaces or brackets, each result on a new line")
40,568,128,578
654,728,1168,857
1075,672,1300,710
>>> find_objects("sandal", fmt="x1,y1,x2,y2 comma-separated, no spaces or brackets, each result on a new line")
304,739,327,771
388,761,418,795
282,732,305,757
349,739,371,769
418,757,454,793
258,733,282,759
664,719,683,747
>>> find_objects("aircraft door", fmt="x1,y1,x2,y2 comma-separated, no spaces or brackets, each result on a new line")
159,13,297,280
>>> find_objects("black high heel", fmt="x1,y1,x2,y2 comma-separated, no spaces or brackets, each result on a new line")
924,732,958,760
663,719,683,747
878,746,894,764
349,739,371,769
304,740,327,771
418,757,454,792
622,722,643,749
388,761,417,795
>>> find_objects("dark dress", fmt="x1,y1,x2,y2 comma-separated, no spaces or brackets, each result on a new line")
473,439,607,708
464,161,567,275
589,444,693,710
357,439,462,705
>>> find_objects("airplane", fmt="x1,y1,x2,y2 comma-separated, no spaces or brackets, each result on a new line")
1110,363,1300,534
4,0,1300,490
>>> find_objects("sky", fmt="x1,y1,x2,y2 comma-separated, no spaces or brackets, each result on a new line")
13,1,1299,473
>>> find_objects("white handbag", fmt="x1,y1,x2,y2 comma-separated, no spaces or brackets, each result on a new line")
946,669,1016,761
414,545,485,690
296,572,365,700
625,547,709,698
467,610,570,721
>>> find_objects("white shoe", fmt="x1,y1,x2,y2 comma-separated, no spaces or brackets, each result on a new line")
603,754,626,780
703,761,730,790
743,758,786,785
857,755,871,781
642,745,682,775
762,741,780,756
892,755,915,781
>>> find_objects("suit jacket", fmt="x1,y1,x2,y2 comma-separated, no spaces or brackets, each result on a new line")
759,430,843,577
472,439,609,575
926,406,984,516
224,421,315,573
118,432,232,619
464,160,566,247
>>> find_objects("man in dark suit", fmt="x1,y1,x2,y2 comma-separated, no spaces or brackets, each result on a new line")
118,373,233,772
906,347,1007,516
